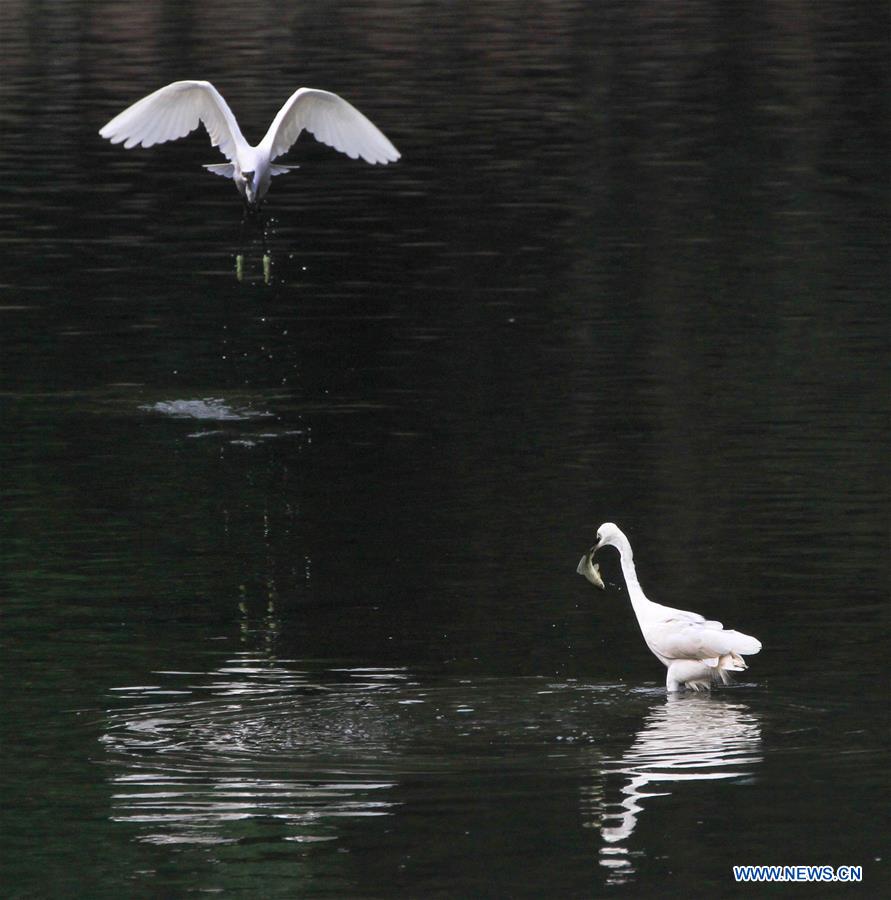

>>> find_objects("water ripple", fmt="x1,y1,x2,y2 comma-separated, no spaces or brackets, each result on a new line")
101,658,764,863
102,658,409,846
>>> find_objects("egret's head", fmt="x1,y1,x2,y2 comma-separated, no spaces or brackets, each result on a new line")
591,522,625,554
241,170,257,205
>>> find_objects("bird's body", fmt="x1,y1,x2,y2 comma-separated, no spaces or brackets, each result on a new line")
580,523,761,691
99,81,399,207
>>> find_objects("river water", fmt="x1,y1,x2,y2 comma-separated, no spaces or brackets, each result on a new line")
1,1,888,896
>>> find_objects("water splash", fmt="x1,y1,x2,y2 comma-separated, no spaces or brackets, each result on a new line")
142,398,273,421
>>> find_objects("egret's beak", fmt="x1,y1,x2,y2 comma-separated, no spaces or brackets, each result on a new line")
240,171,257,206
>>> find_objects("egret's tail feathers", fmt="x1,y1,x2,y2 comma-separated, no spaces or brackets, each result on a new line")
270,164,299,176
203,163,235,178
725,630,761,656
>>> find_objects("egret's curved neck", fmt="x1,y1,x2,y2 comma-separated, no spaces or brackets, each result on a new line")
611,538,652,616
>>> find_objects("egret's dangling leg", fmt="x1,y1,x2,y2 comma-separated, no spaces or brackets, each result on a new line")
259,204,272,284
236,203,250,281
234,202,272,284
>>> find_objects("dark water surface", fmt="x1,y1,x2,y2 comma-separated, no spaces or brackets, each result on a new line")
2,1,888,896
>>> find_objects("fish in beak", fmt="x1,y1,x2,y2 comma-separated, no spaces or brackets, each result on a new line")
576,549,605,589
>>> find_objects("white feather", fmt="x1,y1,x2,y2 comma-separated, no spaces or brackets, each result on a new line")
203,163,235,178
99,80,247,163
261,87,400,165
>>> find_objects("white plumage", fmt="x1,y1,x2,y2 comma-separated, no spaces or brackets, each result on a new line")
580,523,761,692
99,81,400,207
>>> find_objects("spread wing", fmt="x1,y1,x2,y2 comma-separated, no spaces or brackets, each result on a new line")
99,81,247,162
647,617,762,661
261,88,400,165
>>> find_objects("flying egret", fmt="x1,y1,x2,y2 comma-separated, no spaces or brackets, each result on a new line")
579,523,761,692
98,81,400,208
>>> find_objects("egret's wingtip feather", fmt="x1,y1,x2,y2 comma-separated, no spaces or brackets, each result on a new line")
97,80,245,162
734,633,762,655
263,86,400,169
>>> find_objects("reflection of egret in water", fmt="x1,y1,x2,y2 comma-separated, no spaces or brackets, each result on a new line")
583,695,762,882
101,657,411,848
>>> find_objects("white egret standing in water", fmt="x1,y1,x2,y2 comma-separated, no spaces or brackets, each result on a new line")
99,81,400,209
580,523,761,691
